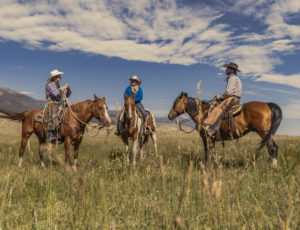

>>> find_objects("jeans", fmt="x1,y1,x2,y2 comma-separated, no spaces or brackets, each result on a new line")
136,102,146,120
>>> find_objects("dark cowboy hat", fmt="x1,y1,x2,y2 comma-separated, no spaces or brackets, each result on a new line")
223,62,241,72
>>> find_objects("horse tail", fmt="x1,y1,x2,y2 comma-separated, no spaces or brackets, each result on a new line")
259,103,282,150
0,107,25,122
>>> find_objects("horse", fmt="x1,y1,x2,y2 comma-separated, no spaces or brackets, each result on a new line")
0,94,111,170
118,94,157,167
168,92,282,168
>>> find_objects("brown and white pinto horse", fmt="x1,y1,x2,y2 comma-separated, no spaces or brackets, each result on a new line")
0,95,111,170
118,94,157,166
168,92,282,168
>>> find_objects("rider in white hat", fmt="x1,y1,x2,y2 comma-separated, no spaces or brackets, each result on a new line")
45,69,71,143
203,62,242,136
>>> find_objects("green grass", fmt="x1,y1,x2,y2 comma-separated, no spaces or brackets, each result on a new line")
0,123,299,229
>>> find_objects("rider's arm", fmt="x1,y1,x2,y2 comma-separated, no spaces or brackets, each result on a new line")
134,87,143,102
65,87,71,98
47,82,62,100
124,87,132,99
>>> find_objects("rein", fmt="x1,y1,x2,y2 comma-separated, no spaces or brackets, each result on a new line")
63,95,104,136
176,96,214,134
176,116,195,133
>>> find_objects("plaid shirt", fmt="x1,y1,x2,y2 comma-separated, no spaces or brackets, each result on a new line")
223,73,242,98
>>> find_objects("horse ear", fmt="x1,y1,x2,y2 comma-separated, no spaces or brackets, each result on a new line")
180,92,187,98
123,93,127,98
102,96,106,102
94,94,99,100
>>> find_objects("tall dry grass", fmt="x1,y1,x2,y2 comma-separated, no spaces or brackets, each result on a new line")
0,121,299,229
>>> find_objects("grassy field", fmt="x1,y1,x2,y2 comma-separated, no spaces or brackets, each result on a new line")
0,120,299,229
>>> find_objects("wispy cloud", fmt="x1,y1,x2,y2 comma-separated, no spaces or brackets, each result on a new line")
282,100,300,119
0,0,300,87
247,85,300,96
20,91,35,95
255,73,300,89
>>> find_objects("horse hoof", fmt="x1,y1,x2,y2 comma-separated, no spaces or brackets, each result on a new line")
41,162,45,168
72,165,77,172
271,158,278,169
18,159,23,168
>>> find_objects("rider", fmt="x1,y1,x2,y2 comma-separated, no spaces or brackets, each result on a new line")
45,69,71,143
115,75,149,135
203,62,242,137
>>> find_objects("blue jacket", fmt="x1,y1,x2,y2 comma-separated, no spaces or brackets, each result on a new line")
125,86,143,102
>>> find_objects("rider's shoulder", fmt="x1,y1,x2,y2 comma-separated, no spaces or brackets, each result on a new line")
47,81,56,87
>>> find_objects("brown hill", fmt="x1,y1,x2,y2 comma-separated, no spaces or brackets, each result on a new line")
0,87,45,112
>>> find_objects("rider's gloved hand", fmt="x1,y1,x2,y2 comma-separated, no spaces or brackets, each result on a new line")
216,94,222,100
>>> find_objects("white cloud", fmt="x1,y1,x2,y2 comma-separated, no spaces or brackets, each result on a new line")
282,100,300,119
256,73,300,89
0,0,300,87
20,91,35,95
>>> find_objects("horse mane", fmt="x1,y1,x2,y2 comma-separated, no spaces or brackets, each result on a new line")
70,100,93,113
173,91,210,113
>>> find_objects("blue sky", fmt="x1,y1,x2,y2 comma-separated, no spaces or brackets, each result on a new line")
0,0,300,135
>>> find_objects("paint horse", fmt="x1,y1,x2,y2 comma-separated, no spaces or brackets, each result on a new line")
118,94,158,166
0,95,111,170
168,92,282,168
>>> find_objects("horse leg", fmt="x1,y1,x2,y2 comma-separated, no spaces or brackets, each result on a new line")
139,134,145,159
64,136,72,165
38,137,47,168
201,135,209,165
258,132,278,168
73,139,82,172
150,132,158,157
18,131,32,168
267,139,279,168
207,137,217,169
122,136,129,163
132,137,139,167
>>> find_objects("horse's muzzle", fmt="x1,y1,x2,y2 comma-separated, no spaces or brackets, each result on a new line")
168,113,176,121
104,120,111,127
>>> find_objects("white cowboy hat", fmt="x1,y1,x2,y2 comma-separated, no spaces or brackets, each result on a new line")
49,69,64,79
129,75,141,85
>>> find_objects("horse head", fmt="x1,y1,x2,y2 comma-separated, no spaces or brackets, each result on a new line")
93,94,111,127
124,93,136,121
168,92,188,120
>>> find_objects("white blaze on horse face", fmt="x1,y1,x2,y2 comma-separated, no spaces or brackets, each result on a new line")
103,104,111,124
128,103,132,119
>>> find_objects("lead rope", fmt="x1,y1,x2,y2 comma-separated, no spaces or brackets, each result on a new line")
62,93,104,136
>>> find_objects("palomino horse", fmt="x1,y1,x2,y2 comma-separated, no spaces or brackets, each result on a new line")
118,94,157,166
168,92,282,167
0,95,111,170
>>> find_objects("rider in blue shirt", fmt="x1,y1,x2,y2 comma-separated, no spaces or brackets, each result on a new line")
124,75,147,120
115,75,148,136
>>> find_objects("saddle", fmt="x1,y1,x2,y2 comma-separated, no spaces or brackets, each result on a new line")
34,111,44,123
223,104,243,135
136,108,151,120
136,108,152,134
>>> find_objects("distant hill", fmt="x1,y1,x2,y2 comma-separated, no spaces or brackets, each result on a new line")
0,86,173,125
0,87,45,112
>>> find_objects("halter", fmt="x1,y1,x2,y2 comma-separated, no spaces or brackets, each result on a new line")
63,93,105,136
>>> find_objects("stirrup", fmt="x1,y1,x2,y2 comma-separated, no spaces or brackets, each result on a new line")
144,126,152,135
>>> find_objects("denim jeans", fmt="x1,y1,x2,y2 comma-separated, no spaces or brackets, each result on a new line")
135,102,146,120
